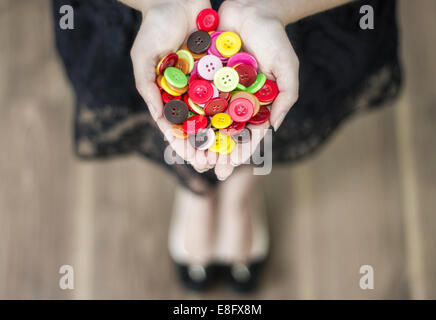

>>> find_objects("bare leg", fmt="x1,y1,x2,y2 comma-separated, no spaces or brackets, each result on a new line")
215,166,267,264
169,187,216,265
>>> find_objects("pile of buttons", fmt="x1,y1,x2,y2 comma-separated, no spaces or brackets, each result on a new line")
156,8,278,155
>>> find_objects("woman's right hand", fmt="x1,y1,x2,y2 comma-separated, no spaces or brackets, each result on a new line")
129,0,213,172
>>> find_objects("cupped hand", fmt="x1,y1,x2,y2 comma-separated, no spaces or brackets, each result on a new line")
130,0,212,172
213,0,300,180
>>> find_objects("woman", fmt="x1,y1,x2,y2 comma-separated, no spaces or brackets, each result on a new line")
53,0,401,291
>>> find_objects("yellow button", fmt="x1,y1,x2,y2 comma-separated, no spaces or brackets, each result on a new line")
211,113,231,129
160,76,180,96
219,137,236,155
209,131,231,153
216,32,241,58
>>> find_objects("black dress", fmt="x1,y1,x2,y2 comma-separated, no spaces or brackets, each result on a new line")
52,0,402,194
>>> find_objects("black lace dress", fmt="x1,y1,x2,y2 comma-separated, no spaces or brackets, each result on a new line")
52,0,401,194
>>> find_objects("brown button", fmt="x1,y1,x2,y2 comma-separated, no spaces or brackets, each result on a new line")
175,57,190,75
232,127,251,143
187,31,211,54
164,100,189,124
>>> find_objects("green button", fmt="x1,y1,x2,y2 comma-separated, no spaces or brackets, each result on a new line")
213,67,239,92
188,98,205,115
236,83,247,91
188,110,196,118
164,67,188,89
246,73,267,94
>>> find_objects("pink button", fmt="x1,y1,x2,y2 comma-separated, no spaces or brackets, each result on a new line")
207,31,228,62
191,60,199,76
197,55,223,81
227,52,258,71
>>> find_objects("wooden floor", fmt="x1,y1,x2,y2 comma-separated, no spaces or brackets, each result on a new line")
0,0,435,299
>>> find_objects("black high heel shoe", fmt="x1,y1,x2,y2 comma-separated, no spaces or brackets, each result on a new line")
215,191,269,293
169,188,218,291
175,263,218,291
225,260,265,293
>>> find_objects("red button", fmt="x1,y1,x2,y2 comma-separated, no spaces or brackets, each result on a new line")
219,91,231,102
158,53,178,75
234,63,257,87
228,98,254,123
188,73,201,86
204,98,228,116
183,114,208,134
196,9,219,32
182,94,194,112
188,80,214,104
254,79,279,104
162,91,181,104
249,106,270,125
221,121,246,135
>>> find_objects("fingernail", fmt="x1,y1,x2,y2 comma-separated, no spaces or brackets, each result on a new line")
273,112,286,131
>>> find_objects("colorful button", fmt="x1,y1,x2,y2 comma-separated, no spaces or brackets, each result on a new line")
164,100,189,124
228,97,254,123
254,79,279,104
208,31,228,62
161,76,181,96
188,80,214,104
216,32,241,58
197,55,223,81
162,91,181,104
230,91,260,116
183,114,208,134
213,67,239,92
234,63,257,87
175,57,190,75
221,121,245,136
219,91,231,102
204,98,228,116
246,73,267,94
176,49,194,73
171,124,188,140
166,79,188,95
232,127,251,143
248,106,270,125
220,138,236,155
188,98,205,115
156,52,178,75
211,113,232,129
209,131,231,153
227,52,258,70
196,9,219,32
182,44,207,61
188,128,216,150
188,72,201,85
187,30,211,54
164,67,188,89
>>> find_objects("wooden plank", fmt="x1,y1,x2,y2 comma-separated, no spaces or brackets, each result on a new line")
0,0,76,299
396,0,436,299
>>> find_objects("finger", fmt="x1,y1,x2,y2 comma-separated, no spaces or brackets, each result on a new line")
191,149,209,172
206,150,219,167
215,154,234,181
230,120,270,167
269,43,299,131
